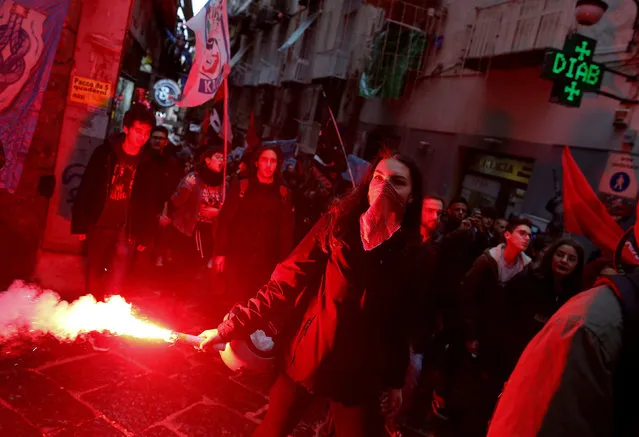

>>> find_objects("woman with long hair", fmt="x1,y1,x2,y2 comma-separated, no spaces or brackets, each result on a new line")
199,152,425,436
501,238,585,375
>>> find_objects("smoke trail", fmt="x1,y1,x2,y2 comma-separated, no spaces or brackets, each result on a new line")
0,281,171,343
0,281,97,342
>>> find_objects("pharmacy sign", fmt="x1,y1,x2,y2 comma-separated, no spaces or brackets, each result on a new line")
541,33,604,107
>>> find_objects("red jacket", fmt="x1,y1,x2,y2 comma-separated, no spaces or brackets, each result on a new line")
217,217,426,403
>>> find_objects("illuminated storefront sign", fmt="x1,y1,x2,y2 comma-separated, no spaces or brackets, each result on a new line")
541,33,604,108
153,79,181,108
469,154,533,184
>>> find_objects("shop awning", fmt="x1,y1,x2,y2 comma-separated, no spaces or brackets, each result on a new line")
278,12,321,52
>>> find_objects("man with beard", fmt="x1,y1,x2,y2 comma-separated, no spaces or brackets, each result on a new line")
213,145,294,301
441,197,468,235
421,196,444,244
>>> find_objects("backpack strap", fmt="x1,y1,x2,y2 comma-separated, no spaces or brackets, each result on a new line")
603,273,639,436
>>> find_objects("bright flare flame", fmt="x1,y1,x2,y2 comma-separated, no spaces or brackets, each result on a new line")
0,282,173,343
40,294,174,341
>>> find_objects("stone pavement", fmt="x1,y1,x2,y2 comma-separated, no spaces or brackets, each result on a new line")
0,266,465,437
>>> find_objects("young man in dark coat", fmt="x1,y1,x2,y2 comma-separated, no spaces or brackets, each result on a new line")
213,145,295,301
71,104,155,301
455,217,532,432
128,126,184,255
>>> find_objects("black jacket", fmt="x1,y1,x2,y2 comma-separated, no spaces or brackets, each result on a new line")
71,134,151,238
129,145,184,245
460,248,531,367
216,218,425,403
71,135,123,235
500,269,582,374
214,177,294,265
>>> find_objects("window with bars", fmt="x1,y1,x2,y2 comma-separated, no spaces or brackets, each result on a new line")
468,0,572,58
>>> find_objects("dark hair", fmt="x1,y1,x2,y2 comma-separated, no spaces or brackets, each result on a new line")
482,206,498,220
318,152,423,253
537,238,585,294
424,195,444,207
506,217,533,233
530,234,553,254
199,146,224,165
151,126,169,137
254,145,284,164
123,104,155,129
449,196,468,207
252,145,284,177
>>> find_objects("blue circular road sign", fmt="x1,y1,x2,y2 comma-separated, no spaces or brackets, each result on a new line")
610,172,631,193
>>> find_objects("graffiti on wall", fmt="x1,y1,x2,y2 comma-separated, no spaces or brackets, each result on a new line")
0,0,71,193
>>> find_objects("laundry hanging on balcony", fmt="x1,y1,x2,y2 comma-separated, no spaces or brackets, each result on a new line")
360,21,426,99
278,12,321,52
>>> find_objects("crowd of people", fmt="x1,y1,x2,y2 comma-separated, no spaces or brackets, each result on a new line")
71,104,636,436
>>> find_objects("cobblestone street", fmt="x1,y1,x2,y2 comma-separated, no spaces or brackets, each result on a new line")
0,283,322,437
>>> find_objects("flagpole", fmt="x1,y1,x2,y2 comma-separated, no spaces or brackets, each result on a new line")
320,87,355,185
222,74,229,204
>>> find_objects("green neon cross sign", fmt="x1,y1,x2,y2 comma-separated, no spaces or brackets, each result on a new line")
574,41,591,61
541,33,605,107
564,81,581,102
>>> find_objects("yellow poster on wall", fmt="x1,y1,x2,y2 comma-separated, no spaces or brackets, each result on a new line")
69,76,112,108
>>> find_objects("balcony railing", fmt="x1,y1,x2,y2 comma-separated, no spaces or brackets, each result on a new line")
311,49,350,79
467,0,574,59
257,59,281,85
282,58,311,83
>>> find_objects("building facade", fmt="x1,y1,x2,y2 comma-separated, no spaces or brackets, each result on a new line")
0,0,183,293
359,0,639,229
229,0,385,153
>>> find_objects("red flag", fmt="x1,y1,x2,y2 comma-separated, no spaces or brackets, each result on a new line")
213,85,224,104
562,147,626,257
246,111,260,149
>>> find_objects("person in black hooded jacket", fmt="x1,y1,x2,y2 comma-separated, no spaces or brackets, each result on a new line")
71,104,155,300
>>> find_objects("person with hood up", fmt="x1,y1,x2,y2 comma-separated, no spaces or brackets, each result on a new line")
198,152,429,437
487,221,639,437
71,104,155,301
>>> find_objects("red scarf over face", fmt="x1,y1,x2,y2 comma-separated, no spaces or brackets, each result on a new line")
360,182,406,251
